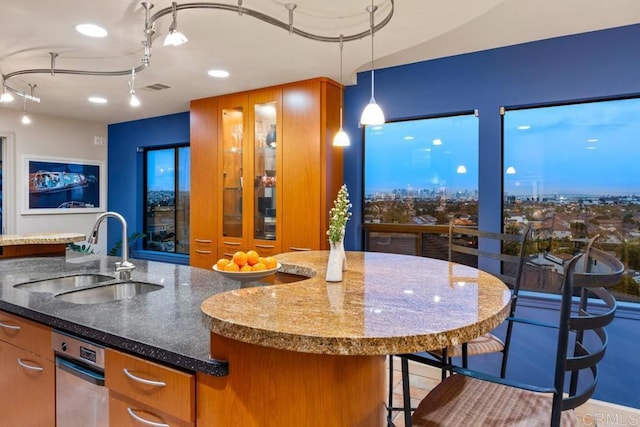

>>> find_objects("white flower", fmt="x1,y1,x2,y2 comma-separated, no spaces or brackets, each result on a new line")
327,184,352,244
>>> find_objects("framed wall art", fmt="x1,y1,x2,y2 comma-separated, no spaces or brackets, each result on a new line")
21,155,106,214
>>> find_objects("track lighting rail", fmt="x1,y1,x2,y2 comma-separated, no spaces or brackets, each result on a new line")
1,1,394,102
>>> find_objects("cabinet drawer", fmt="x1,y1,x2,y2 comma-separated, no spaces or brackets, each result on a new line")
191,238,216,269
252,242,281,257
110,392,193,427
217,245,246,259
0,311,52,360
105,349,195,422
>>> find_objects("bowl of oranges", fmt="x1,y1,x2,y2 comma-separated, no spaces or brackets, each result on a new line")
213,250,280,282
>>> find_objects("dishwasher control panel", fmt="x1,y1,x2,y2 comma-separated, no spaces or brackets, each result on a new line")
52,330,105,370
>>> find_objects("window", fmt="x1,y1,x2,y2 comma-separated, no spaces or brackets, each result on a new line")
503,97,640,302
144,145,190,254
364,113,479,225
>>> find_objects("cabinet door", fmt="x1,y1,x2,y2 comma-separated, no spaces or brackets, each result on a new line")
0,341,55,426
249,88,282,254
218,93,249,252
281,81,323,251
190,97,218,268
281,79,343,252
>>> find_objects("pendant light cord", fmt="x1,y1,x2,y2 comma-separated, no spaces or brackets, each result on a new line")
368,1,377,102
339,34,345,128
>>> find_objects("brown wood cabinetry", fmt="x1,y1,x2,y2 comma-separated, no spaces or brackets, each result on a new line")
281,79,343,252
189,77,343,266
106,348,195,426
0,310,55,426
190,97,219,269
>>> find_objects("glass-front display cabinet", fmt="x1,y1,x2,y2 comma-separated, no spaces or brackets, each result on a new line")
220,105,244,240
253,101,278,242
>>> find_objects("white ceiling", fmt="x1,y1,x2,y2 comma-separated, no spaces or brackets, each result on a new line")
1,0,639,125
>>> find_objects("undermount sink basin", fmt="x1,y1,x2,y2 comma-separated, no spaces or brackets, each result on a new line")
14,274,115,293
54,282,163,305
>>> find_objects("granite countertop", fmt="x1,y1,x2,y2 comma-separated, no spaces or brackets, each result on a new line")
201,251,513,356
0,252,246,376
0,232,86,246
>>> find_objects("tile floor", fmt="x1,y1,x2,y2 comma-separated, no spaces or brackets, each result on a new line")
386,357,639,427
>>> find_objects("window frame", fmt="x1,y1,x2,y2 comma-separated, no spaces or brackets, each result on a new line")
362,110,480,229
501,95,640,303
142,143,190,255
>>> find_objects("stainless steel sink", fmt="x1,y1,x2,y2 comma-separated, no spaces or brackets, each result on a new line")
14,274,115,293
54,282,163,304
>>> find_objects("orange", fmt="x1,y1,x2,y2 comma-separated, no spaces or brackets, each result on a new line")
224,262,240,272
246,250,260,266
264,256,278,269
232,251,248,267
240,264,253,272
215,258,229,270
252,262,267,271
258,256,267,265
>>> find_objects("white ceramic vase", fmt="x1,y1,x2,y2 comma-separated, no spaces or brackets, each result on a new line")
326,233,347,282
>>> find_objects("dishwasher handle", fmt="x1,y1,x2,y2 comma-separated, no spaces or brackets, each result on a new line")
56,356,105,386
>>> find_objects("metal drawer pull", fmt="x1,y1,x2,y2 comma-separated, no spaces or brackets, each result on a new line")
17,358,44,371
126,407,169,427
0,321,21,330
223,241,241,246
223,252,235,257
289,247,312,251
255,244,275,249
195,239,212,243
122,368,166,387
195,250,212,254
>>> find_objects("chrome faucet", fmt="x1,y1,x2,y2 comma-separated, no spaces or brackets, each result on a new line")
88,211,135,281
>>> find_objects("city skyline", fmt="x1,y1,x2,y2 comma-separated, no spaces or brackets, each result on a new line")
366,97,640,198
504,97,640,196
365,114,479,194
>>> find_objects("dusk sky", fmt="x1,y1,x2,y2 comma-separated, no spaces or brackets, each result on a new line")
504,97,640,197
365,98,640,198
147,147,190,192
365,114,479,194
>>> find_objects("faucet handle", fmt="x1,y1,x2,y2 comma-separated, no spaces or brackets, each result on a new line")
116,261,136,271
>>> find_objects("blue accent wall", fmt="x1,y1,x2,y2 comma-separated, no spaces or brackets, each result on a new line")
343,23,640,408
107,112,190,264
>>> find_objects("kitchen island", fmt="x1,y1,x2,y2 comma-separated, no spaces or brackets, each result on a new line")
200,250,512,426
0,250,511,426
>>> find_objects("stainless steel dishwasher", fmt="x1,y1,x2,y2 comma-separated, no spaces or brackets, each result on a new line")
52,330,109,427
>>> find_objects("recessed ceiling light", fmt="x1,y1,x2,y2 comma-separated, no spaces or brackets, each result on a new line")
587,138,599,143
432,138,442,146
404,136,414,140
75,23,108,38
517,125,531,130
88,96,107,104
207,69,230,78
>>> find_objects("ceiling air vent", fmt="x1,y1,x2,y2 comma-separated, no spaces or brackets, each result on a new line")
141,83,171,91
